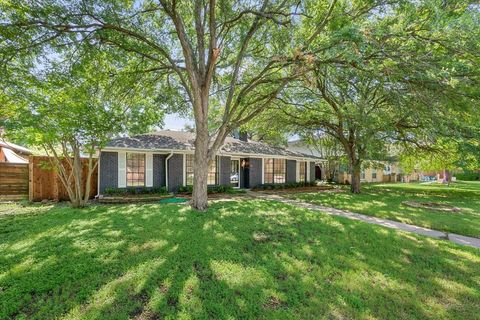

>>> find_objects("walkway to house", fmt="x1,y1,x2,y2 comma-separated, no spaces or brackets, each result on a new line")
247,191,480,249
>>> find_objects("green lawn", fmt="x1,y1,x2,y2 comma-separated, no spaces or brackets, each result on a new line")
1,200,479,319
287,181,480,238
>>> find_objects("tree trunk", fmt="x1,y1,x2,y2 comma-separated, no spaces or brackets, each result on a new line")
191,126,210,211
444,169,452,185
350,160,361,194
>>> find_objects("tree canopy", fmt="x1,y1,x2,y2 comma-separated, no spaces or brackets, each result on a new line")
1,0,479,204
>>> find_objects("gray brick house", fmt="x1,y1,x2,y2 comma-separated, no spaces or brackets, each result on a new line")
98,130,318,193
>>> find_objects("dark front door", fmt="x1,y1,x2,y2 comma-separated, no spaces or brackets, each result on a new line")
240,158,250,188
315,165,322,180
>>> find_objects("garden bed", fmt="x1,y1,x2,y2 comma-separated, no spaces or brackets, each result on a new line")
98,194,174,204
255,185,336,194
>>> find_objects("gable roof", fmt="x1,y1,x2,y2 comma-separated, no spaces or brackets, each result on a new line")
0,139,32,155
105,130,319,160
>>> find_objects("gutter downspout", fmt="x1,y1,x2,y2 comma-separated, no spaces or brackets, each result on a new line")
165,151,174,191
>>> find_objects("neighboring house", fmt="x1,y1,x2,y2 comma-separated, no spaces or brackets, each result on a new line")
97,130,319,194
287,140,329,180
337,163,420,184
0,139,32,164
288,140,421,183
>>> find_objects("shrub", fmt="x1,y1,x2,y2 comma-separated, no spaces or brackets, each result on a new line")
177,185,193,193
455,172,480,181
103,186,168,196
252,181,316,190
176,185,236,194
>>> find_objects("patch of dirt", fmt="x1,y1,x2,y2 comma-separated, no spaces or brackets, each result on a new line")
253,231,270,243
167,296,178,307
402,201,461,212
263,296,287,310
159,284,169,294
133,309,160,320
130,292,160,320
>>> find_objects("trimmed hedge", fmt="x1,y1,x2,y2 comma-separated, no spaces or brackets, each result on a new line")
176,185,244,194
455,172,480,181
104,186,169,196
252,181,317,190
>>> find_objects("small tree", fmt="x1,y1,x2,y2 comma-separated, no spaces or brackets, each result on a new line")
2,58,162,207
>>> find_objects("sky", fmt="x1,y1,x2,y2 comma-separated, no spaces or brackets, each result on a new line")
162,113,193,130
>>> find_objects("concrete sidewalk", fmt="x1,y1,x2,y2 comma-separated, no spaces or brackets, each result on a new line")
247,191,480,249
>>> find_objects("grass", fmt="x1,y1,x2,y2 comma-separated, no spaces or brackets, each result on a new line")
286,181,480,238
0,200,479,319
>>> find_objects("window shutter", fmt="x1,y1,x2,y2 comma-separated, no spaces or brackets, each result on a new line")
118,152,126,188
146,153,153,187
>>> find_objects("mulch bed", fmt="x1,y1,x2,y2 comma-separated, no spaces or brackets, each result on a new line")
254,185,339,194
98,192,249,204
98,194,174,204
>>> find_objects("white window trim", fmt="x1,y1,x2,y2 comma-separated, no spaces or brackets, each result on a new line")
231,157,241,188
262,158,287,184
118,151,126,188
145,153,153,187
183,154,187,186
297,161,308,183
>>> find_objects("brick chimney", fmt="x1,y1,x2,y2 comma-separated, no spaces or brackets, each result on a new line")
232,129,248,142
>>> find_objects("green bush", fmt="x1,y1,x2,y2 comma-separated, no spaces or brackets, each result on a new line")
455,172,480,181
252,181,316,191
176,185,237,194
103,186,168,196
177,185,193,193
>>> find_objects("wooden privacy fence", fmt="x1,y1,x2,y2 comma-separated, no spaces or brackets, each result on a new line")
0,162,29,200
29,156,98,202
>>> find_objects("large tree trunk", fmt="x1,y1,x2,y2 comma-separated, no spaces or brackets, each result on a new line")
191,125,210,211
46,141,91,208
444,169,452,185
350,160,361,194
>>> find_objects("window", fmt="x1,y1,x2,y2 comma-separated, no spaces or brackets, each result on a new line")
264,159,274,183
127,153,145,187
207,157,218,185
298,161,306,182
372,171,377,179
264,158,286,184
185,154,218,185
230,160,240,188
360,170,365,180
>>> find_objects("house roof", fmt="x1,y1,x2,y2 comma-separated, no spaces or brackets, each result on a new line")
105,130,320,160
0,139,32,155
2,147,28,163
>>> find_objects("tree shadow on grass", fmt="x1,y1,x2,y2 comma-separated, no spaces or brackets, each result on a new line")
289,189,480,238
0,200,479,319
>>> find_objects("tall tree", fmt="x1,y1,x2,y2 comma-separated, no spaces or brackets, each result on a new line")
252,0,480,193
0,0,322,210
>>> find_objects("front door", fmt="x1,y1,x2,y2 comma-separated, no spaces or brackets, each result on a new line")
315,165,322,180
240,158,250,188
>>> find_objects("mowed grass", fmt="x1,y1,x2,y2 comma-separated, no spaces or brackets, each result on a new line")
287,181,480,238
1,200,479,320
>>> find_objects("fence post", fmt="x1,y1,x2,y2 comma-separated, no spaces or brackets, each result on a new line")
28,155,33,201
